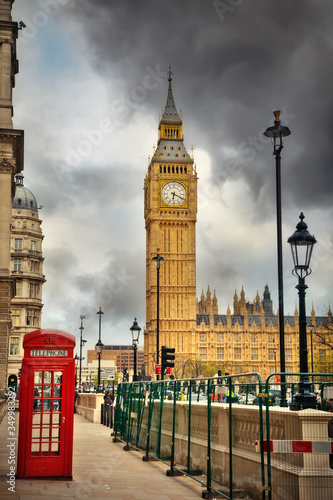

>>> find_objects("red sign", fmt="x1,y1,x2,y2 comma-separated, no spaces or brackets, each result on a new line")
155,365,171,375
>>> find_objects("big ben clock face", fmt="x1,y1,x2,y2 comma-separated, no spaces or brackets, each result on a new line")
161,181,187,206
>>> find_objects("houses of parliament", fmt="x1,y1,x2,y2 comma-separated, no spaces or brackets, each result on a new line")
143,68,332,380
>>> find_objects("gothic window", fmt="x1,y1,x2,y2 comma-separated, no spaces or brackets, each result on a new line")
268,349,276,361
163,166,166,173
199,348,207,360
268,335,275,343
180,166,182,173
251,348,258,360
319,349,325,357
199,334,207,343
234,334,241,343
9,337,19,356
176,166,178,173
184,167,187,173
285,349,293,361
14,238,22,250
217,348,224,360
160,166,162,173
234,348,241,360
285,335,292,344
216,334,224,343
168,166,170,173
251,335,258,343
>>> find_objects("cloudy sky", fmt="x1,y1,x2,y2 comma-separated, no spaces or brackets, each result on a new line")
11,0,333,354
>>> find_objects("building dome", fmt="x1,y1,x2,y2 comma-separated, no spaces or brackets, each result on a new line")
12,174,38,212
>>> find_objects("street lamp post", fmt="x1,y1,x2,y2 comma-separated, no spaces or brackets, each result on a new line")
288,213,317,410
152,252,164,379
130,318,141,381
308,322,314,383
264,110,291,408
75,354,79,386
79,315,86,392
95,307,104,392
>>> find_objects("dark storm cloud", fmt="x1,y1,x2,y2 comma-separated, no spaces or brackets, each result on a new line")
62,0,333,214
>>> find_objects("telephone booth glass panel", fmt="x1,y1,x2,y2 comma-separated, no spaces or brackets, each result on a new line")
31,369,65,458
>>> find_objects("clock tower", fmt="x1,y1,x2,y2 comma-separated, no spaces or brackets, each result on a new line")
144,68,197,377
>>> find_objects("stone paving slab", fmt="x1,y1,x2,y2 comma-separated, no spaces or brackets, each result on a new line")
0,413,204,499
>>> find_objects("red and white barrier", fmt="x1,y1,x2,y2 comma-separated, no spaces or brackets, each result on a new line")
255,440,333,454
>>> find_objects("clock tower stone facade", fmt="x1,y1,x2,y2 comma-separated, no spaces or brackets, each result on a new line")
144,68,197,377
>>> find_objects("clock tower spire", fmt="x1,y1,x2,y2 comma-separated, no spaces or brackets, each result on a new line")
144,68,197,377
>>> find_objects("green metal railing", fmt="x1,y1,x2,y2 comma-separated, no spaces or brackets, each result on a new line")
112,373,333,499
113,373,266,499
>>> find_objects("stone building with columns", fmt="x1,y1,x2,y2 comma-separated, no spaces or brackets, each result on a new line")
7,174,45,390
0,0,24,397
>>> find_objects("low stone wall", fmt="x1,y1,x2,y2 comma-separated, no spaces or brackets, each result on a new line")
135,401,333,500
179,403,333,500
75,393,104,423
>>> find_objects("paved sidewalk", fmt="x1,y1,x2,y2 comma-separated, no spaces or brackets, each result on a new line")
0,413,204,499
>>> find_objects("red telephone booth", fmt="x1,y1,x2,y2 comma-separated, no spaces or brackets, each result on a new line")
17,329,76,479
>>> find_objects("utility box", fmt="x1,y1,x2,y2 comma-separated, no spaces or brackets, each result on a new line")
17,329,76,479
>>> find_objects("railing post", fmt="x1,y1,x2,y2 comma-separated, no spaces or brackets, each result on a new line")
157,382,165,459
143,382,153,460
228,376,233,500
206,379,212,494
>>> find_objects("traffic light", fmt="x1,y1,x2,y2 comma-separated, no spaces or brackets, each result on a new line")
224,372,230,385
161,346,175,379
217,370,222,384
123,367,128,382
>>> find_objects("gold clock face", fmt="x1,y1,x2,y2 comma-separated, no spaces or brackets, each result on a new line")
161,181,187,206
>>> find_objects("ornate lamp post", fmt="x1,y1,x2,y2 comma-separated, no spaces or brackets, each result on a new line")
130,318,141,381
264,110,291,407
152,252,164,379
95,307,104,391
74,354,79,387
79,315,86,392
288,213,317,410
308,322,315,383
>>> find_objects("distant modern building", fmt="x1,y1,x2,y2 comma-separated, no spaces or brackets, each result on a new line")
87,345,145,376
8,175,45,390
79,359,116,386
